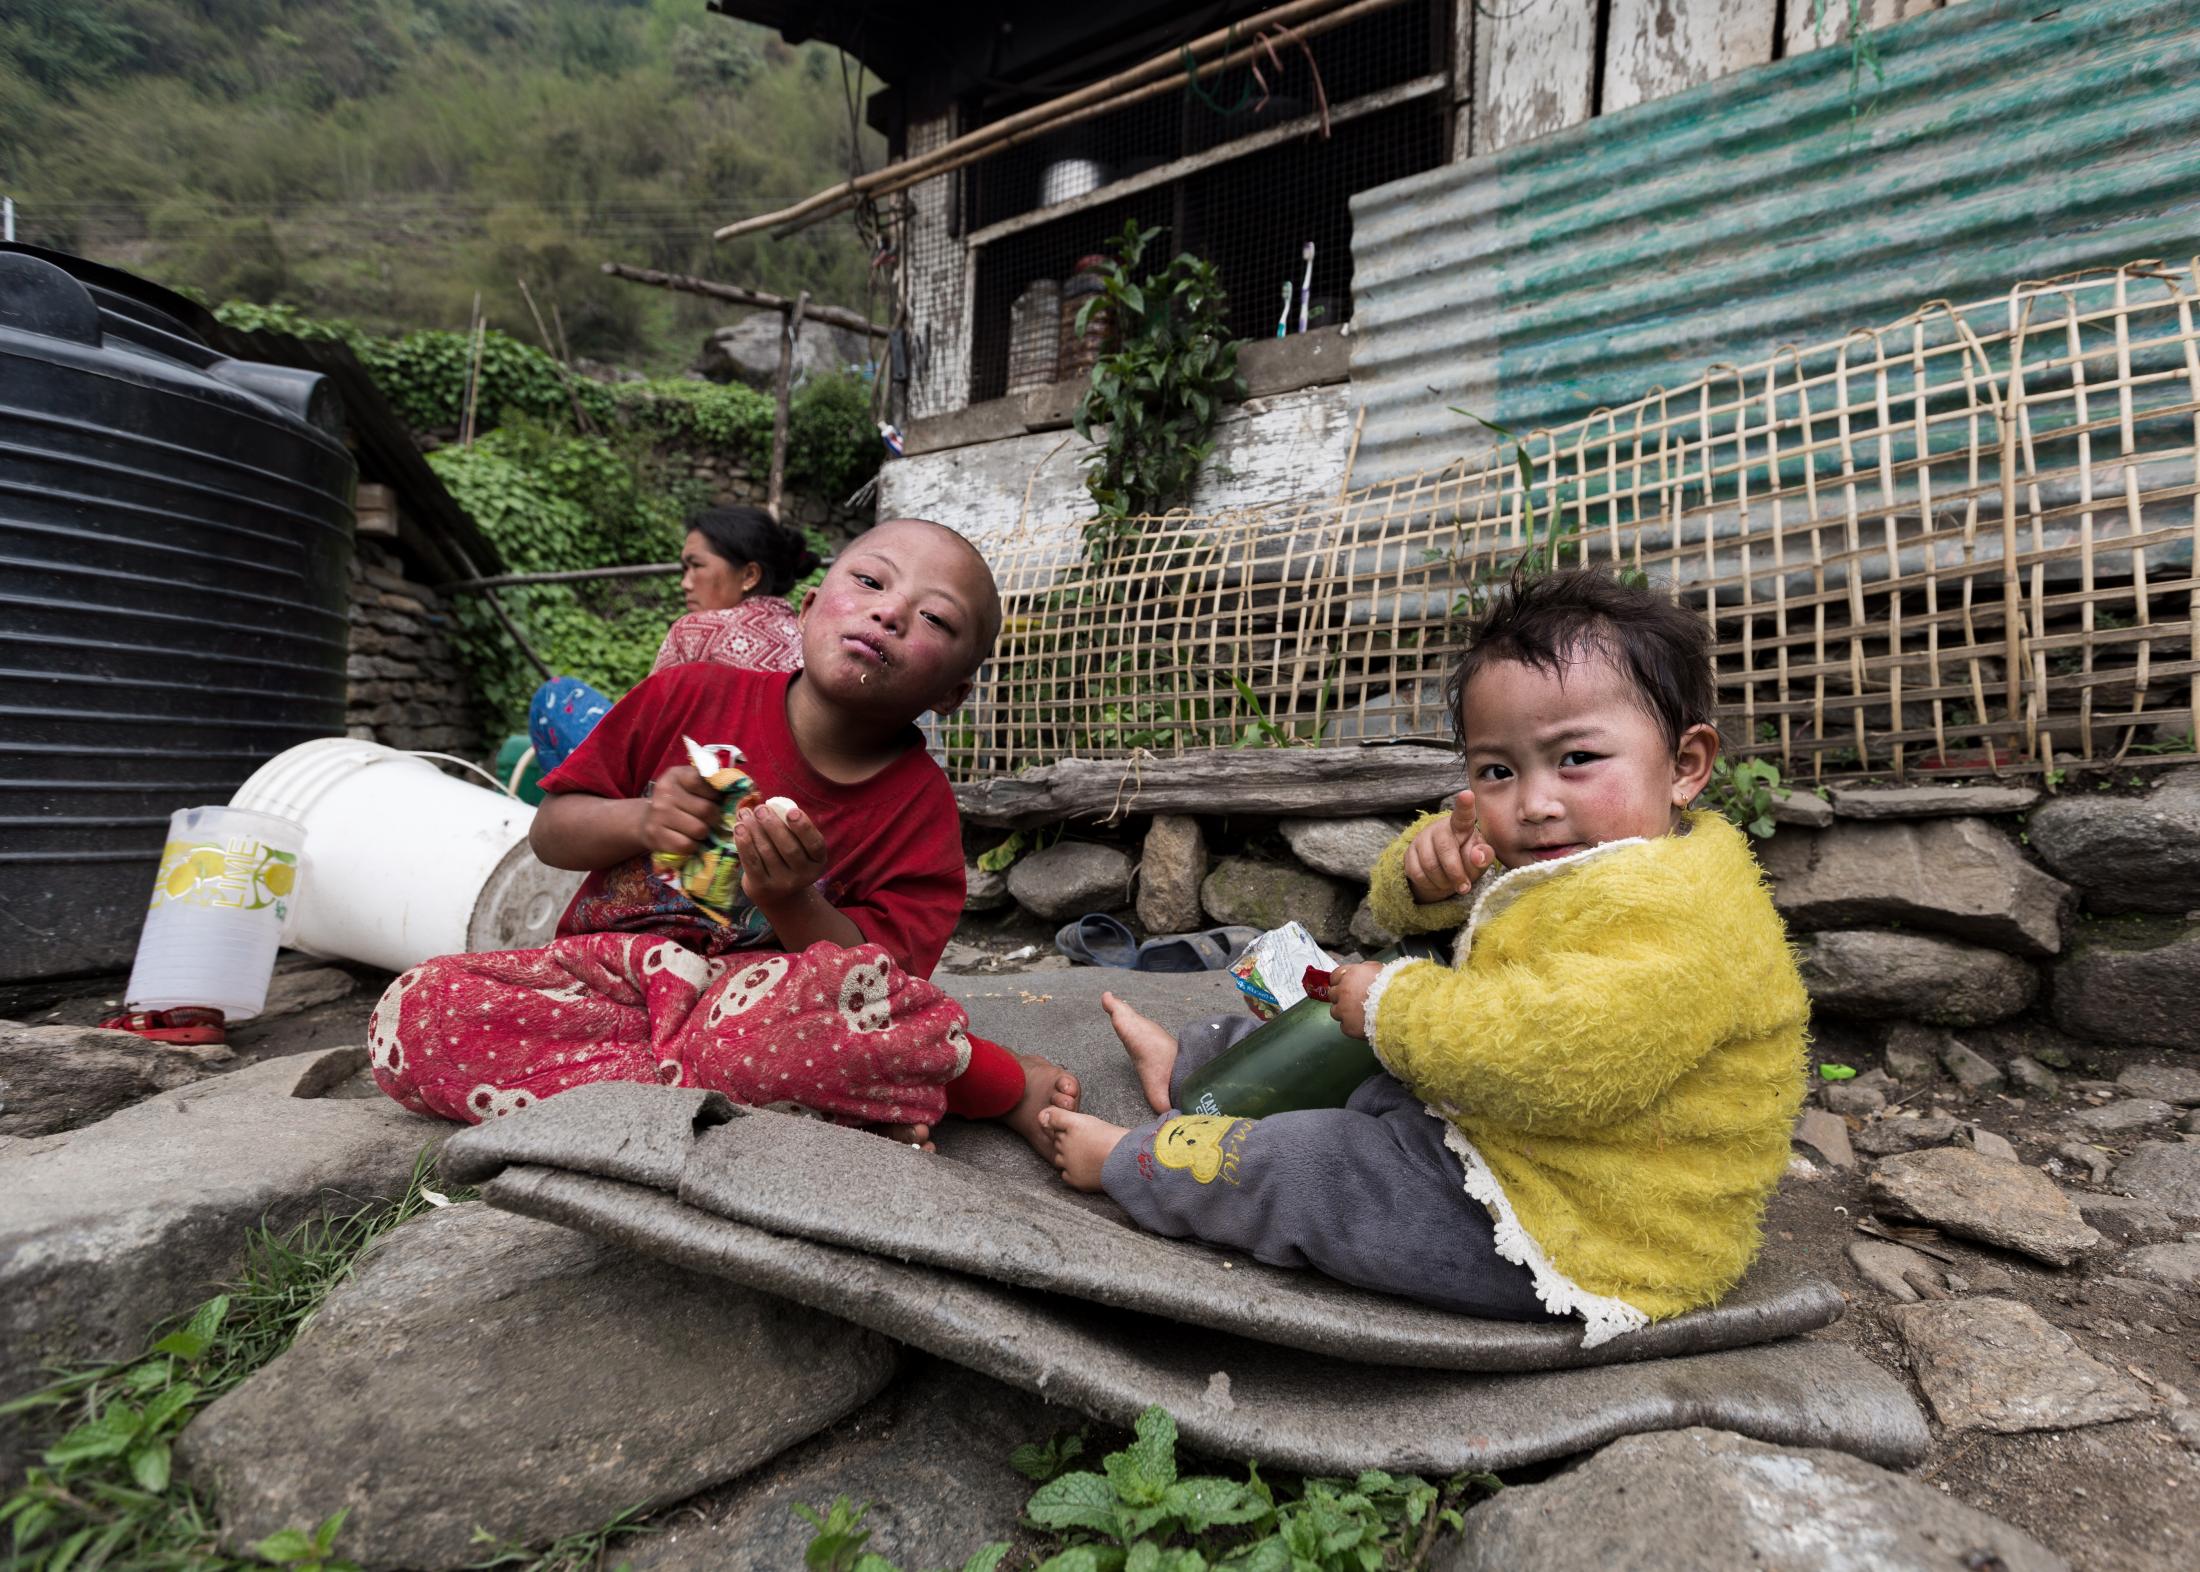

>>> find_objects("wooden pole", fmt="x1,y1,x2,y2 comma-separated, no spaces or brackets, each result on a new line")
516,275,598,436
599,262,888,338
443,562,683,593
766,291,809,522
459,292,485,446
712,0,1396,242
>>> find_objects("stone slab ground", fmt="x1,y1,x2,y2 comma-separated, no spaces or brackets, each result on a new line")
8,951,2197,1569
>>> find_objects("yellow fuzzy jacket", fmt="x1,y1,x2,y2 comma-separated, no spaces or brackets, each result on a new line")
1362,811,1808,1345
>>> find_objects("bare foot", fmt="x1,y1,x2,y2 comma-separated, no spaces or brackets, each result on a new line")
877,1121,935,1154
1038,1106,1129,1192
1103,991,1179,1114
1002,1053,1081,1162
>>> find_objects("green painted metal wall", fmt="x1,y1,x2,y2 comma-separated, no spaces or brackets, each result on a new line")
1348,0,2200,482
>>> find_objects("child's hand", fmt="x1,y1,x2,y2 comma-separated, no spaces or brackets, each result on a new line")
1327,961,1384,1040
1402,789,1495,903
736,802,829,907
643,766,721,857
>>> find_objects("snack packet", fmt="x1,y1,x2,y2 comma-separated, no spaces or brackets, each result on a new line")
1227,921,1339,1020
650,737,798,924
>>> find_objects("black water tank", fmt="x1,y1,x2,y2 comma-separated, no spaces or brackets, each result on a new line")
1,246,355,983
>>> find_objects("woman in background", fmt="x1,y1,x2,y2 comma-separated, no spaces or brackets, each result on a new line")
528,505,819,771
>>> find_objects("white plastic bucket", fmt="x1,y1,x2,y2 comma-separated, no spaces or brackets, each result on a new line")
126,805,306,1020
231,738,583,973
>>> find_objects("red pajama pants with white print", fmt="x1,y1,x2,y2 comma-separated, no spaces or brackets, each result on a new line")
368,933,1023,1128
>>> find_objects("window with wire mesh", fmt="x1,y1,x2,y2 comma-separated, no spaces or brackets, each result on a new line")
918,0,1450,410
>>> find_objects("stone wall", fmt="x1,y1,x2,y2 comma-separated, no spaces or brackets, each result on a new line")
344,541,480,756
976,767,2200,1059
674,447,870,545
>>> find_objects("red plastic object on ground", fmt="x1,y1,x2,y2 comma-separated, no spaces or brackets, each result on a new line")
97,1006,227,1045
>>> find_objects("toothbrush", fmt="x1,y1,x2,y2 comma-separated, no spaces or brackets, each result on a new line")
1297,241,1315,334
1276,280,1293,338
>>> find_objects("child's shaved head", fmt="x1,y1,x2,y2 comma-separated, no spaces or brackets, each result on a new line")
870,517,1004,670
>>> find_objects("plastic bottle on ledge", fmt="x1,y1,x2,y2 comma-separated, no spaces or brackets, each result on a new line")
1175,939,1442,1120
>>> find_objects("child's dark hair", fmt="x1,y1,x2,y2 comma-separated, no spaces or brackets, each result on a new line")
687,505,820,597
1444,567,1716,749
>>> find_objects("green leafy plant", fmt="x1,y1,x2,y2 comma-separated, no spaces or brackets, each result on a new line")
0,1154,458,1572
1229,676,1298,750
1011,1432,1090,1484
793,1498,1008,1572
806,1406,1497,1572
1703,756,1785,840
1074,223,1247,548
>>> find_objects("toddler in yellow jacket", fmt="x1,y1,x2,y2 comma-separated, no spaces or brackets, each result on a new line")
1040,568,1809,1345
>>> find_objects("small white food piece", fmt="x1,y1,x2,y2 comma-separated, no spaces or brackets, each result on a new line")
763,795,800,819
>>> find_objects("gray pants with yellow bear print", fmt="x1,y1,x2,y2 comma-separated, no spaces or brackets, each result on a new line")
1099,1013,1560,1321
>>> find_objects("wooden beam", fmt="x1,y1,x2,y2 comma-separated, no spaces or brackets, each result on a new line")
599,263,888,339
766,293,807,521
711,0,1392,242
964,73,1449,251
952,745,1461,828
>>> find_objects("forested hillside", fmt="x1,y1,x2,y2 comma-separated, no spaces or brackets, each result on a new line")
0,0,884,369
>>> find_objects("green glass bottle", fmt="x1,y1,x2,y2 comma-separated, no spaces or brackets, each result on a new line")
1176,940,1439,1119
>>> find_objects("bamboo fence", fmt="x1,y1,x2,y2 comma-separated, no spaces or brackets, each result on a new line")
943,261,2200,785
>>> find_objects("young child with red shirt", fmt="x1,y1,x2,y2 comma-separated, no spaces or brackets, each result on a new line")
369,519,1077,1153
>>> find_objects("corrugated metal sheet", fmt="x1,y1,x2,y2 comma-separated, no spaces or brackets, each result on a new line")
1348,0,2200,483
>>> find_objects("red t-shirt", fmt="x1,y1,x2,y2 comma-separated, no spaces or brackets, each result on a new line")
538,665,966,977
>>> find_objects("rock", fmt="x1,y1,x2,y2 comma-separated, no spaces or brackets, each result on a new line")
698,312,870,391
0,1050,443,1481
1795,930,2038,1025
2007,1056,2062,1097
625,1360,1054,1572
256,966,357,1020
2117,1063,2200,1106
180,1204,896,1571
1760,817,2074,957
963,864,1010,912
2026,764,2200,913
1791,1107,1855,1169
2055,1142,2114,1184
1278,817,1406,882
1866,1147,2100,1265
1135,815,1206,935
1349,897,1402,952
0,1021,230,1138
2068,1099,2175,1134
1819,1080,1885,1117
1199,856,1356,948
2186,1110,2200,1135
1006,842,1133,922
2120,1240,2200,1290
2071,1193,2184,1247
1845,1239,1942,1302
1881,1023,1945,1082
1829,783,2043,818
1770,790,1834,828
1888,1297,2154,1435
1853,1115,1964,1157
1968,1127,2020,1164
1819,1068,1889,1117
2116,1141,2200,1219
2053,918,2200,1050
1434,1426,2068,1572
1939,1039,2005,1093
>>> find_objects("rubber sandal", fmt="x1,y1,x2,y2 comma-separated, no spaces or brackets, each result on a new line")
1133,925,1260,973
1054,913,1141,968
98,1007,228,1046
1131,932,1226,973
